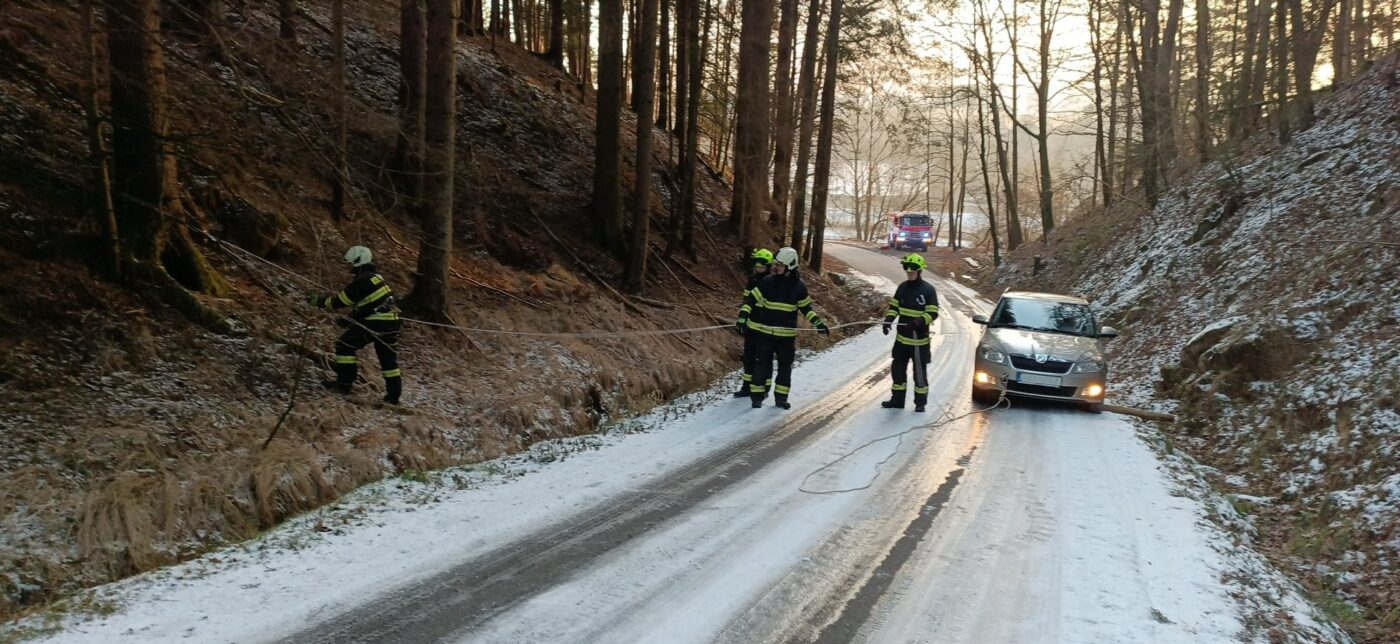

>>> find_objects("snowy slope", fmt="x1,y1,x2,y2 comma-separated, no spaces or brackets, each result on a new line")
992,54,1400,640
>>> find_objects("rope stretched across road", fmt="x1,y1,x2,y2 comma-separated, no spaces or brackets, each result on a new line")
218,236,882,339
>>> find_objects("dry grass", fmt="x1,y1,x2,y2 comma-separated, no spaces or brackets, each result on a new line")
0,0,876,624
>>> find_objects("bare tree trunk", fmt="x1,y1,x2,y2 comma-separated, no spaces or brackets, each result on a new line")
714,0,738,172
407,0,458,320
789,0,821,253
956,96,970,249
769,0,800,232
397,0,427,221
331,0,347,221
947,78,957,247
973,69,1001,266
657,0,670,129
582,0,592,87
1274,0,1290,143
279,0,297,42
625,0,660,292
1334,0,1351,81
730,0,775,249
627,0,637,108
807,0,841,273
84,0,121,278
513,0,526,43
105,0,228,326
1289,0,1336,129
671,0,709,259
548,0,565,66
974,0,1021,250
594,0,626,254
674,0,688,134
1034,0,1056,238
1232,0,1259,138
1106,21,1120,205
1090,0,1108,210
1195,0,1211,160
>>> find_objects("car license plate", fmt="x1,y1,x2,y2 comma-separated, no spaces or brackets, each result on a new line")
1018,373,1062,387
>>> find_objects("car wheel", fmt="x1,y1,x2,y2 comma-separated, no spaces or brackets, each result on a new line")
1084,402,1103,414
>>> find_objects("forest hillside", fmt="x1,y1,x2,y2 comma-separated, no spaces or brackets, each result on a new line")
0,0,872,618
987,53,1400,640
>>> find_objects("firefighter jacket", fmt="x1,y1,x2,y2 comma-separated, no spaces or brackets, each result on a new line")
314,264,400,322
884,278,939,346
736,270,768,325
740,271,826,338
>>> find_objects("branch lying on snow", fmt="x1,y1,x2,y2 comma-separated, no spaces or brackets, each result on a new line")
1288,238,1400,248
1104,404,1177,422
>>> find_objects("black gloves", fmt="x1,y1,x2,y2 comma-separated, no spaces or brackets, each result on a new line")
882,322,891,335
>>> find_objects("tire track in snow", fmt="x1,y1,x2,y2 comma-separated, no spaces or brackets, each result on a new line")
284,360,890,644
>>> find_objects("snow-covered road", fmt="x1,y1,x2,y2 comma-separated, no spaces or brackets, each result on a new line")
21,244,1340,644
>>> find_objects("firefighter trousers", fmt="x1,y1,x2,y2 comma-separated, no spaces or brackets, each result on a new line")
334,318,403,402
750,333,795,403
740,330,772,393
890,342,932,405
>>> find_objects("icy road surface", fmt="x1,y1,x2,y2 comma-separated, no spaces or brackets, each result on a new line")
23,244,1341,644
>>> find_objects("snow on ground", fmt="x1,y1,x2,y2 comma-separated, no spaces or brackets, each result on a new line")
4,261,1349,643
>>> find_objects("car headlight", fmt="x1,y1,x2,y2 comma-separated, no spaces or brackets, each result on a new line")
898,233,907,238
921,232,931,238
981,347,1006,364
1073,359,1105,373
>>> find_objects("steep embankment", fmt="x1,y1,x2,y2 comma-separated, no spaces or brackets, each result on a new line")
989,54,1400,640
0,0,871,619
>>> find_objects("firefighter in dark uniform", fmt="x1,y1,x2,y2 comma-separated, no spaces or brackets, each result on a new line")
734,248,774,398
307,245,403,404
881,253,939,412
738,247,829,409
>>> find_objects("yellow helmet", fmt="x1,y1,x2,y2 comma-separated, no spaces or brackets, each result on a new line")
900,253,926,272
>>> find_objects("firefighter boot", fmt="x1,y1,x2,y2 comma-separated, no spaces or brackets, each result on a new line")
881,390,906,409
774,396,791,410
321,379,352,395
383,375,402,405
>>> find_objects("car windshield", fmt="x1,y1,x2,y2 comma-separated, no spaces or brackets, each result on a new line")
989,298,1098,337
899,215,930,227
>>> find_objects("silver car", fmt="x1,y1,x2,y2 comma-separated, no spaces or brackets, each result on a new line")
970,291,1119,413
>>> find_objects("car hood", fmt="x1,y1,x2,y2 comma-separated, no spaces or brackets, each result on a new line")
983,328,1100,360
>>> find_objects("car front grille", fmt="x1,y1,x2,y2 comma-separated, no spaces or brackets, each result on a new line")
1006,382,1079,397
1010,355,1073,374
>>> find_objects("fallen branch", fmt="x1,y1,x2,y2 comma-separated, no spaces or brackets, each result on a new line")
630,294,676,309
1104,404,1177,422
660,251,718,291
530,210,646,316
377,222,545,310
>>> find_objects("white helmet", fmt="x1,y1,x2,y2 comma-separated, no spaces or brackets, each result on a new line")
774,246,799,270
344,245,373,267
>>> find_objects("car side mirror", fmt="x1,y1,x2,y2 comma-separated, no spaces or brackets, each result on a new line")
972,315,989,325
1098,326,1119,338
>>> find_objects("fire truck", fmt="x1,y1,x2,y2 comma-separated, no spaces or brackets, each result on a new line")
886,212,934,251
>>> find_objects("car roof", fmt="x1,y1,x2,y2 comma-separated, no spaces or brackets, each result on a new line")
999,290,1090,305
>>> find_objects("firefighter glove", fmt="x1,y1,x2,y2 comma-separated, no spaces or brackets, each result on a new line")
818,324,830,336
307,293,324,307
882,322,891,335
